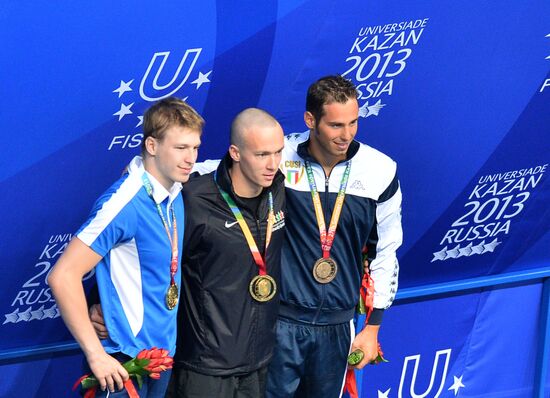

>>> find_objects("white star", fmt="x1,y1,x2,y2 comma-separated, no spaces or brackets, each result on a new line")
113,102,134,121
446,244,461,259
458,242,473,257
136,115,143,127
358,100,386,118
448,375,465,395
358,102,370,117
471,240,485,255
43,304,58,319
18,307,32,322
483,238,501,253
3,308,19,324
191,71,212,89
113,79,134,98
30,305,45,321
431,246,448,262
378,388,391,398
367,99,386,117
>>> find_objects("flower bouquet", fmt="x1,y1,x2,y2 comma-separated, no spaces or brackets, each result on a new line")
73,347,173,398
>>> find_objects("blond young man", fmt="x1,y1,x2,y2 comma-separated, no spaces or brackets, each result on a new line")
49,97,203,397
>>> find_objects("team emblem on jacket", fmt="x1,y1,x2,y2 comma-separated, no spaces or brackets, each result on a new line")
282,160,304,185
272,210,285,232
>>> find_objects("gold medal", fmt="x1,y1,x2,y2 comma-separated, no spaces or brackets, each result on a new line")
165,283,179,310
249,275,277,302
312,257,338,283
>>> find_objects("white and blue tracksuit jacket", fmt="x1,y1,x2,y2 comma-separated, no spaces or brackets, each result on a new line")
278,131,403,325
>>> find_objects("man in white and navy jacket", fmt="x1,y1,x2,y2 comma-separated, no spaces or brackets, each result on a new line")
266,75,403,398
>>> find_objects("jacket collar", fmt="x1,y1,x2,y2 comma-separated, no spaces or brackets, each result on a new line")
127,155,182,205
215,152,235,194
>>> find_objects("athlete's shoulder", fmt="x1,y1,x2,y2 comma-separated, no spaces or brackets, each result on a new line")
284,131,308,151
351,142,398,198
356,141,397,170
182,171,216,195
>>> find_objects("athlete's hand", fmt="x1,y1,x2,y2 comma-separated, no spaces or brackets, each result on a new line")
89,304,109,340
349,324,380,369
87,351,129,392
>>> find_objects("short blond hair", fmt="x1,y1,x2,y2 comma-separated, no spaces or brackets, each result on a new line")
141,97,204,152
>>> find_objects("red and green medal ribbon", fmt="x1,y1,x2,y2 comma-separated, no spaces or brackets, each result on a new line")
141,174,179,309
304,160,351,259
215,175,274,276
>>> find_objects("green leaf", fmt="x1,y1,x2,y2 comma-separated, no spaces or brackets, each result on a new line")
376,354,389,363
134,358,150,367
81,376,99,390
124,361,139,373
135,374,144,390
356,297,366,315
128,367,149,377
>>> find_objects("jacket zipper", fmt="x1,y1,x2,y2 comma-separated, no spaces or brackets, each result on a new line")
312,168,331,324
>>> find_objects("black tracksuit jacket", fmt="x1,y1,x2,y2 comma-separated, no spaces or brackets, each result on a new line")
174,153,286,376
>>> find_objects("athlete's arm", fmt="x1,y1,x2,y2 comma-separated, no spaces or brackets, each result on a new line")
369,176,402,313
48,237,129,392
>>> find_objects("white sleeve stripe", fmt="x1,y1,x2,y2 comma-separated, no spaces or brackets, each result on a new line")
370,187,402,309
77,176,142,248
110,238,143,337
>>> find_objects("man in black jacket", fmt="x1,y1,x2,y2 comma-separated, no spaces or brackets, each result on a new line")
168,108,286,397
90,108,285,398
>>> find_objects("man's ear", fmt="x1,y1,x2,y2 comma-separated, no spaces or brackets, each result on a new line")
144,136,157,156
304,111,316,130
229,144,240,162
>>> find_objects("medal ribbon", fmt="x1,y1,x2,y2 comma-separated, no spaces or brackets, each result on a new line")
215,173,274,275
304,161,351,258
141,174,178,286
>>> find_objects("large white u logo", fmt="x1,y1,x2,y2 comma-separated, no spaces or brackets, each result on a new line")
139,49,202,101
398,349,451,398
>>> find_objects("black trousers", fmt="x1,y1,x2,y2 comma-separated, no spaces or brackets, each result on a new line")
166,365,268,398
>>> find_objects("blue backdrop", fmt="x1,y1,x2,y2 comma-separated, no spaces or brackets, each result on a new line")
1,1,549,396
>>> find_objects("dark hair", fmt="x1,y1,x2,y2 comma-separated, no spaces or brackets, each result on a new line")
306,75,358,123
141,97,204,152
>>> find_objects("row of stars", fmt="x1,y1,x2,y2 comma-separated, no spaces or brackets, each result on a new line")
431,238,501,262
3,305,59,324
358,99,386,117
